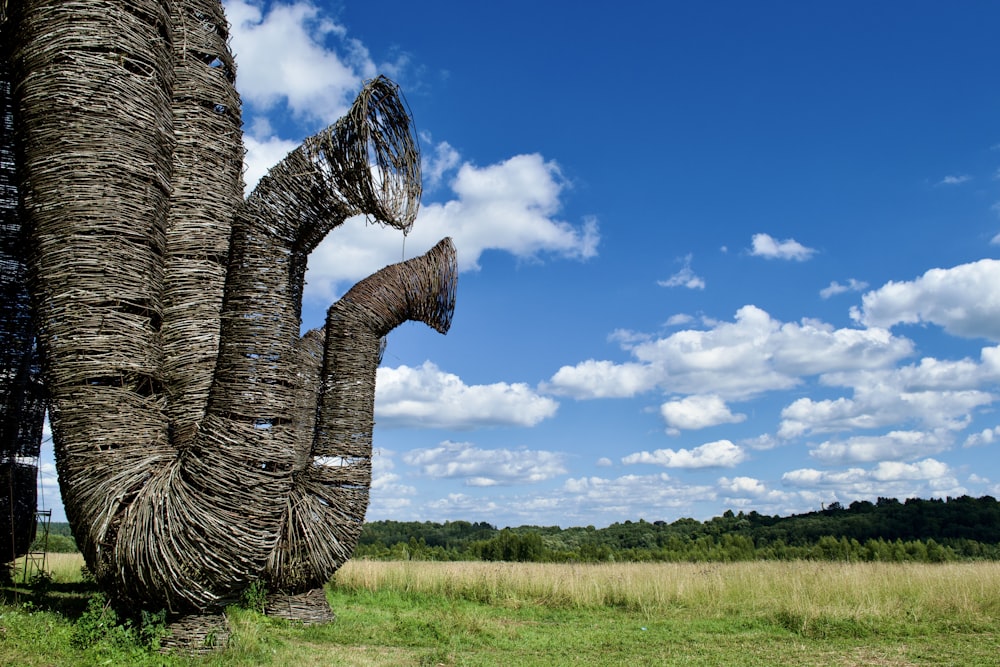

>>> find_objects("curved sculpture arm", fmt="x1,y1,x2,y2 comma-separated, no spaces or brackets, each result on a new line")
266,237,457,591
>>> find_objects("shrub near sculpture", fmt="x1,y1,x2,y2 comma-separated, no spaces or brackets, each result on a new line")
2,0,456,636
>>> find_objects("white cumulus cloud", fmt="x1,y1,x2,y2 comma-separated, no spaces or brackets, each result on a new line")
750,233,816,261
718,476,768,496
424,493,502,518
303,153,600,303
226,0,373,125
409,154,600,271
716,476,797,508
781,390,992,440
622,439,747,468
659,394,746,433
543,360,657,399
561,474,716,518
368,450,417,515
779,348,1000,439
808,430,954,464
422,139,461,190
852,259,1000,341
376,361,559,429
546,305,913,401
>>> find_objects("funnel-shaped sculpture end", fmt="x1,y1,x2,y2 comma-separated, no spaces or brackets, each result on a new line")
413,237,458,335
330,236,457,338
308,75,422,232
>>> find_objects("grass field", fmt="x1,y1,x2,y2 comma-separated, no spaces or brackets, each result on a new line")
1,554,998,665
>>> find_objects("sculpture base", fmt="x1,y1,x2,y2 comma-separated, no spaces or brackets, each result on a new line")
265,587,336,625
160,611,229,654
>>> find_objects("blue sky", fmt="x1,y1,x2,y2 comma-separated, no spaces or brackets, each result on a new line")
38,1,1000,527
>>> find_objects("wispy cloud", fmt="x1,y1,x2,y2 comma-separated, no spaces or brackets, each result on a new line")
820,278,869,299
936,174,971,186
964,426,1000,448
658,254,705,290
750,233,816,261
404,441,567,486
665,313,695,327
783,459,965,500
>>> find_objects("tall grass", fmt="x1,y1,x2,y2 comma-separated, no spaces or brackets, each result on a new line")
12,552,85,584
334,559,1000,633
3,556,998,664
18,554,1000,629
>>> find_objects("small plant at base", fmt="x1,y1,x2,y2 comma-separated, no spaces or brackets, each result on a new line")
240,580,268,614
72,593,127,648
28,569,52,591
139,607,168,650
71,592,167,652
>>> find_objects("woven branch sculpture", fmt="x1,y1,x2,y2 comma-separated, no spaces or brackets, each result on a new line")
3,0,457,631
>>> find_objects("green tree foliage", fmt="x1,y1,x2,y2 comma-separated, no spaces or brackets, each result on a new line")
473,529,545,562
29,522,77,553
354,496,1000,564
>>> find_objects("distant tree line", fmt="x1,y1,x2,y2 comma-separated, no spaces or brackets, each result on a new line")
30,521,77,553
355,495,1000,563
41,495,1000,563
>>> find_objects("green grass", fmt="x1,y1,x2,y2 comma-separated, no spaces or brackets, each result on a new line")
1,556,998,665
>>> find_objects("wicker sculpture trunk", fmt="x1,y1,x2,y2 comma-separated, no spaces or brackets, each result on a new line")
3,0,456,642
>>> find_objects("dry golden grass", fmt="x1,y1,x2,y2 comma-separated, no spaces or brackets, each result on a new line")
335,559,1000,623
16,553,1000,628
11,552,85,583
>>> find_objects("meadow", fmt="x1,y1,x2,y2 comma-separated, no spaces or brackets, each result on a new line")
1,553,998,665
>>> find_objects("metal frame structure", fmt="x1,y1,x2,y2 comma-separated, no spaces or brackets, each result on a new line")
0,0,45,577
